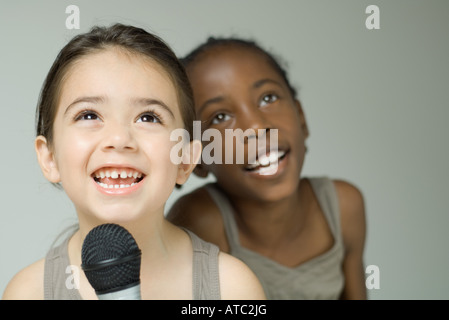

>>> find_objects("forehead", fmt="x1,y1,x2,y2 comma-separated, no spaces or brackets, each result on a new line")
65,48,174,89
59,48,181,113
188,45,282,84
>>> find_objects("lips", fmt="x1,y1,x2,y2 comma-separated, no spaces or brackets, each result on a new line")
91,167,145,189
245,149,286,171
244,148,288,173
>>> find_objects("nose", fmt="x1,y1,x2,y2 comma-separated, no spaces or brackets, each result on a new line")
101,121,137,152
236,106,272,141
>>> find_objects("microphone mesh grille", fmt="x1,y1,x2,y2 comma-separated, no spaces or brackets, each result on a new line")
81,223,141,293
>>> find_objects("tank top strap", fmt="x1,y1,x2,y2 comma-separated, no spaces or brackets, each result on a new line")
308,177,342,243
183,228,221,300
44,234,81,300
204,183,240,250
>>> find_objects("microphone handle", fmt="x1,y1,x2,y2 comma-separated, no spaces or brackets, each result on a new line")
97,284,142,300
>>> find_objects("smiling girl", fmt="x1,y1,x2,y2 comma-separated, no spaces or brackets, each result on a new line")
167,38,367,299
2,25,265,300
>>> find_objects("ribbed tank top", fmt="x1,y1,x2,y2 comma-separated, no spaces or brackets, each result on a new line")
43,228,221,300
205,177,344,299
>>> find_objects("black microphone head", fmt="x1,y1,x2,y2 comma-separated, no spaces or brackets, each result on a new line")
81,223,141,295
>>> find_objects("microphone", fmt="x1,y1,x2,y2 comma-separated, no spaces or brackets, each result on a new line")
81,223,142,300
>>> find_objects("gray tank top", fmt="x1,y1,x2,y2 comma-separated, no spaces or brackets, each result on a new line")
205,177,344,300
44,228,221,300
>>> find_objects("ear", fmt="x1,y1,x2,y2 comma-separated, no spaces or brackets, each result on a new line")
295,99,309,138
35,135,61,183
176,139,203,185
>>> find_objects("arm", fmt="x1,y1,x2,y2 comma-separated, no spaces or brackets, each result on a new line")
334,180,367,300
218,252,266,300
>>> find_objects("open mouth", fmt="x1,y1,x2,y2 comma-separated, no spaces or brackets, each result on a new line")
92,167,145,189
244,149,288,172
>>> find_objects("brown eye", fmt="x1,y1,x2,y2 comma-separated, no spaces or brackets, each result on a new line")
211,113,231,124
75,110,100,121
260,93,278,107
137,112,162,124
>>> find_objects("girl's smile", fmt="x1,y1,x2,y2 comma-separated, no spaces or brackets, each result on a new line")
243,147,290,178
91,165,146,196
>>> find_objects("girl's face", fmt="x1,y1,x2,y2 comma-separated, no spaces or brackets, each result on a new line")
36,49,197,225
187,46,309,202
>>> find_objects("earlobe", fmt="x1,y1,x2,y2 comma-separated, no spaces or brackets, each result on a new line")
176,140,203,185
35,136,61,183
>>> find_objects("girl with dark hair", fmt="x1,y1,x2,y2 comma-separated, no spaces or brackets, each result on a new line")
168,37,367,299
3,25,265,300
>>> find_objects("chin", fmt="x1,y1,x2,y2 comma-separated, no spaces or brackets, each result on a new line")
253,181,298,202
220,175,298,204
81,203,148,227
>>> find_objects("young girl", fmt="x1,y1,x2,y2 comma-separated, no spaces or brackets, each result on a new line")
167,37,367,299
2,25,265,300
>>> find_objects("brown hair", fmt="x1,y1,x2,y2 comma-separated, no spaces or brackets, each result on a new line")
36,23,195,146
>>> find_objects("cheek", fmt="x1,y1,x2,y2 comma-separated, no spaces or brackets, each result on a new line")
142,134,180,173
143,137,182,202
52,131,96,177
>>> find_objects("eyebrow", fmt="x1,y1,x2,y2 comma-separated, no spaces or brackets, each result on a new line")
64,96,105,115
197,96,225,117
253,78,284,89
64,96,175,119
132,97,175,119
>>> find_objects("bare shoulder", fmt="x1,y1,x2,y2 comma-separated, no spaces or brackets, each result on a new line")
333,179,365,213
218,252,266,300
167,185,229,251
332,179,366,250
332,179,368,299
2,258,45,300
166,185,217,227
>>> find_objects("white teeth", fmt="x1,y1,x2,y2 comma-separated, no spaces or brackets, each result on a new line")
93,167,144,189
269,152,279,163
257,163,279,176
96,182,137,189
259,155,271,166
94,169,143,179
246,150,285,170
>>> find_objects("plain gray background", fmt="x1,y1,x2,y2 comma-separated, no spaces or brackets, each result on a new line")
1,0,448,299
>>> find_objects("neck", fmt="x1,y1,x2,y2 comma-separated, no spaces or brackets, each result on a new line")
67,209,189,299
70,208,178,269
227,180,307,247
